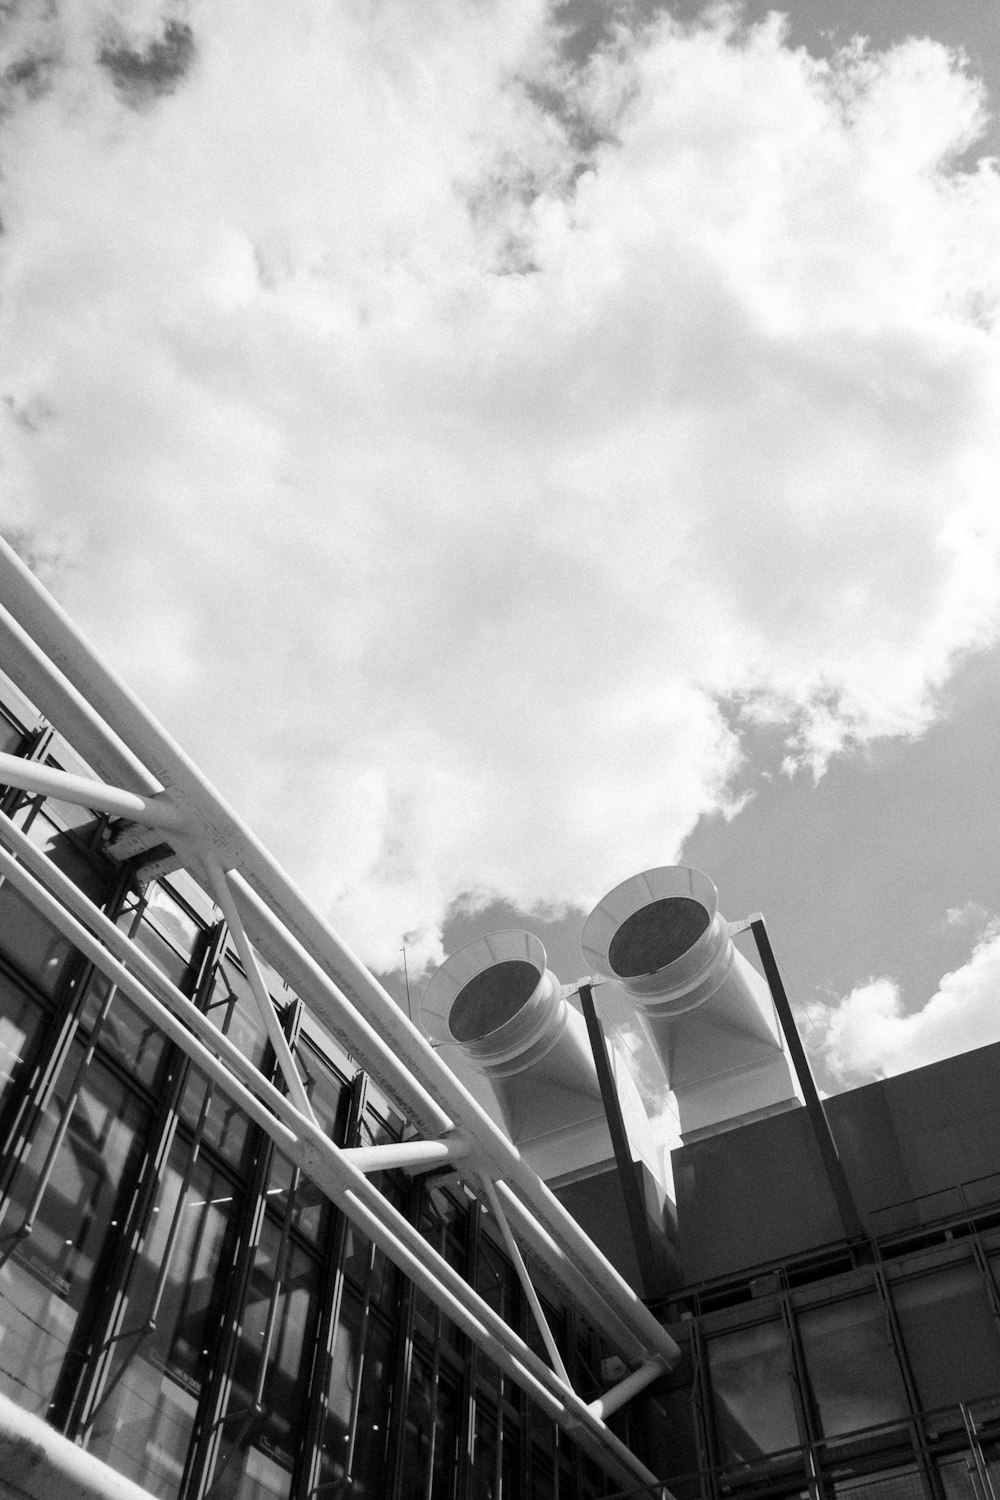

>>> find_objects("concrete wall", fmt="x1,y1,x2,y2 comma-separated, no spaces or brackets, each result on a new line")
672,1038,1000,1284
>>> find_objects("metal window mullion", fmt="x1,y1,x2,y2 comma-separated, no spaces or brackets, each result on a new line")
61,909,221,1435
187,1130,274,1500
0,975,118,1269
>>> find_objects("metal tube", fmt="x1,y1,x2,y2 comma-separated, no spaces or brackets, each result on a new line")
0,824,665,1493
0,750,187,832
750,919,867,1245
201,849,315,1121
0,601,158,795
587,1358,668,1421
578,982,661,1298
339,1138,469,1173
482,1175,572,1388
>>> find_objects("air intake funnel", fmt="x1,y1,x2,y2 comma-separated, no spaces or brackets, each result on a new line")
582,867,802,1143
419,930,652,1184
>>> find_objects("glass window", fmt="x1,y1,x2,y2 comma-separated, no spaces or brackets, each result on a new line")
210,1225,320,1500
707,1318,800,1461
0,1047,148,1415
81,975,169,1091
798,1293,908,1437
0,971,47,1118
0,876,78,995
893,1263,1000,1411
85,1147,239,1497
400,1357,460,1500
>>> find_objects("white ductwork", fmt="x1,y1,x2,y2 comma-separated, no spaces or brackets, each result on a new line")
582,866,802,1144
419,930,655,1185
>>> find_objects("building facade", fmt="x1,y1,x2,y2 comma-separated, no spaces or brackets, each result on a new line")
1,535,1000,1500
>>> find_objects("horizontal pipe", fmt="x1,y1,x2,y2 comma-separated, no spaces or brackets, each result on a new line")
587,1358,669,1421
0,750,187,833
0,536,679,1371
340,1137,470,1173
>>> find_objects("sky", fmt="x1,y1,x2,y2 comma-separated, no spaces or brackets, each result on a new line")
2,0,1000,1103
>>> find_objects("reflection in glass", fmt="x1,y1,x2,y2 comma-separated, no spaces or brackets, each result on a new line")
707,1319,800,1461
0,973,45,1117
893,1263,1000,1410
86,1146,237,1497
0,1048,147,1414
210,1223,319,1500
798,1294,907,1437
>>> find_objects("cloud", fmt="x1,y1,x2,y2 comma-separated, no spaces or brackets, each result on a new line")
804,918,1000,1084
3,4,1000,967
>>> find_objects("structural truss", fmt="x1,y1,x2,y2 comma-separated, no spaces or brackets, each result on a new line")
0,536,679,1499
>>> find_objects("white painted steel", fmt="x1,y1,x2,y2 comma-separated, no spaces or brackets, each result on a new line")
0,751,186,832
0,536,679,1376
0,1390,156,1500
0,599,157,795
201,847,316,1121
0,823,669,1496
587,1358,669,1421
481,1176,571,1388
340,1138,470,1173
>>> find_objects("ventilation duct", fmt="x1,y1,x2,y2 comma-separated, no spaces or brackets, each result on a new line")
418,929,655,1185
582,866,802,1144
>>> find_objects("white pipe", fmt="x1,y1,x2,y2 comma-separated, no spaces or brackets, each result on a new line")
587,1357,668,1421
0,750,187,832
201,848,315,1121
229,873,453,1137
0,599,158,795
0,1390,157,1500
340,1138,469,1173
0,536,679,1371
482,1176,572,1388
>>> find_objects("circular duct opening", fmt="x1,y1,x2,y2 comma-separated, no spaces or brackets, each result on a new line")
608,896,711,978
448,960,540,1043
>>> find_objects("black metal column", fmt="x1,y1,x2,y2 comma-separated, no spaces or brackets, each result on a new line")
750,918,868,1247
578,982,662,1299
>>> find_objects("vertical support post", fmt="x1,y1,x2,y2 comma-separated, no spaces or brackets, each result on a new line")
578,983,661,1299
749,919,867,1246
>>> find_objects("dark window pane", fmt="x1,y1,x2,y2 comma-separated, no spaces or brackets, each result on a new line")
707,1319,800,1461
401,1358,459,1500
798,1294,907,1437
81,976,169,1091
0,1048,147,1414
177,1068,253,1173
0,878,76,994
893,1263,1000,1410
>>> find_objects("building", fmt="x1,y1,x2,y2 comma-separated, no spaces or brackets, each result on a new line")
0,532,999,1500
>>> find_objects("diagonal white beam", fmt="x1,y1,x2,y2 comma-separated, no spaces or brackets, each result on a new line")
0,751,187,833
482,1175,572,1389
200,847,316,1122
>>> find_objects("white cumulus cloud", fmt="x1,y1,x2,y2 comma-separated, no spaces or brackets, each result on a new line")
805,919,1000,1084
2,3,1000,967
